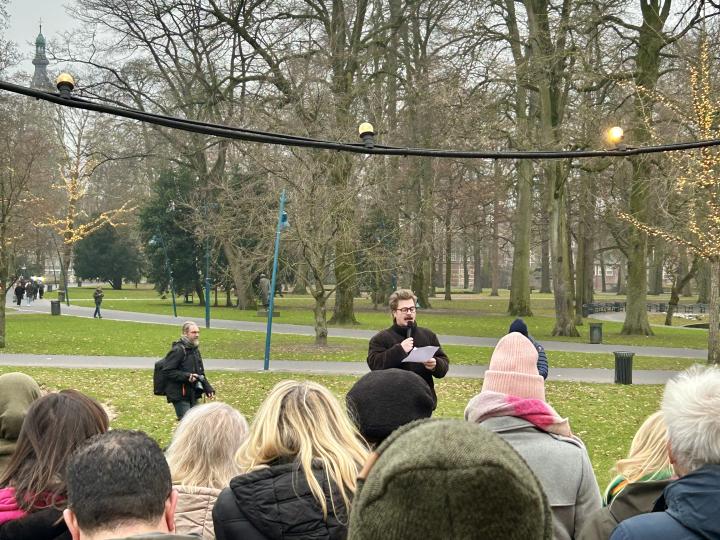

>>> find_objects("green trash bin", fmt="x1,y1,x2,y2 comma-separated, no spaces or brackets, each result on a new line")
613,351,634,384
589,323,603,344
50,300,61,316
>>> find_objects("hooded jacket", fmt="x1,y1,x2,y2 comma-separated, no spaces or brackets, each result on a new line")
174,484,220,539
212,461,349,540
610,465,720,540
0,373,42,476
162,340,213,404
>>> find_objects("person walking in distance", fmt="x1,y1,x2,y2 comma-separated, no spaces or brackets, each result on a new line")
163,322,215,420
367,289,449,408
93,286,104,319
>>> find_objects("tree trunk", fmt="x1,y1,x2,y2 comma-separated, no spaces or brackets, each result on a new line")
490,201,500,297
329,233,358,324
508,160,533,316
540,183,552,293
0,289,6,348
225,287,232,307
622,225,653,335
616,260,625,295
575,170,595,323
473,226,483,293
665,257,699,325
648,241,664,295
697,260,709,303
549,171,579,336
679,249,692,297
313,291,328,346
444,214,452,301
708,258,720,364
462,239,469,290
599,253,607,292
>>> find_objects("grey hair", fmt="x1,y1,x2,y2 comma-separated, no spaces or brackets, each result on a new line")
662,365,720,473
181,321,197,335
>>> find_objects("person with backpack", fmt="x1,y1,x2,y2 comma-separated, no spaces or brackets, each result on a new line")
161,322,215,420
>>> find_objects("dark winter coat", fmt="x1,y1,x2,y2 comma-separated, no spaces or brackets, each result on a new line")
212,461,350,540
578,479,670,540
367,323,449,406
162,341,213,404
0,507,70,540
610,465,720,540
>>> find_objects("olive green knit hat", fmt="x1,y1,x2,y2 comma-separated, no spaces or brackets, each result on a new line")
348,419,552,540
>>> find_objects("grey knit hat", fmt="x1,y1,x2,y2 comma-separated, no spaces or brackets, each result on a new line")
346,369,434,445
348,419,553,540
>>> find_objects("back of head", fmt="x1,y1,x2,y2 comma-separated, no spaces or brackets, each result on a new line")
482,332,544,400
237,380,368,517
166,402,248,489
615,411,672,482
0,389,109,510
346,369,434,446
508,318,529,337
349,419,552,540
66,430,171,535
0,372,42,442
662,366,720,474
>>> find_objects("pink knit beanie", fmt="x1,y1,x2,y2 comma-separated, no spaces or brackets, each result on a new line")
481,332,545,401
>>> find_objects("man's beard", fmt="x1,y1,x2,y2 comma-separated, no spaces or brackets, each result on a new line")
192,338,200,347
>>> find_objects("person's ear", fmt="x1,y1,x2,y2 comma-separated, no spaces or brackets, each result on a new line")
63,508,82,540
164,488,179,532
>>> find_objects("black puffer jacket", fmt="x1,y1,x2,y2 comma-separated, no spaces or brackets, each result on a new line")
0,507,70,540
162,341,213,404
212,461,349,540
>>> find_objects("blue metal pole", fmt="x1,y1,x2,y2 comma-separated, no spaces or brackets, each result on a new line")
264,190,286,370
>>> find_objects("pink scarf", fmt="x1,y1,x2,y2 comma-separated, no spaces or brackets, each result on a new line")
464,391,573,438
0,486,26,525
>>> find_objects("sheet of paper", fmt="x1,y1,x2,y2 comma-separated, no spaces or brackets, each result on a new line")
402,345,439,364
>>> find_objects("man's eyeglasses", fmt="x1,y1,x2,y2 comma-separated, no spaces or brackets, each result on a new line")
395,306,416,314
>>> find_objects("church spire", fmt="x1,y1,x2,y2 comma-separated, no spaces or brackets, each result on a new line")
31,22,52,90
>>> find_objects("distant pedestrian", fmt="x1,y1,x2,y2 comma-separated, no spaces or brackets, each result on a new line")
509,318,548,378
92,286,104,319
37,283,44,300
258,273,270,309
13,283,24,306
23,282,33,306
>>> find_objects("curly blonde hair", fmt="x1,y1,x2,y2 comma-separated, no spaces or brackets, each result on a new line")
236,380,369,519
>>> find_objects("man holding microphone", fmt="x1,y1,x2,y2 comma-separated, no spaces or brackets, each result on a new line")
367,289,450,408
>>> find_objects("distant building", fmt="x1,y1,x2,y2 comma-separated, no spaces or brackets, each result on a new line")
31,25,52,90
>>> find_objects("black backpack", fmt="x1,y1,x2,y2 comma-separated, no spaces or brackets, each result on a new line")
153,344,185,396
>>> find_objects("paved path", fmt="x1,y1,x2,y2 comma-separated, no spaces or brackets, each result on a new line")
0,352,679,384
8,298,708,359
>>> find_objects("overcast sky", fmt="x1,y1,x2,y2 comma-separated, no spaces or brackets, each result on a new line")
6,0,76,63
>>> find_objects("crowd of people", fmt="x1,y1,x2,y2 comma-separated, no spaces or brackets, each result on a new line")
12,278,45,306
0,288,718,539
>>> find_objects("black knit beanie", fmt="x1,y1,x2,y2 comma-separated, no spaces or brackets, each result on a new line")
348,419,553,540
509,317,529,337
346,369,434,445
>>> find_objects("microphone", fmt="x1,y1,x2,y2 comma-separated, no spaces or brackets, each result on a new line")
406,321,415,339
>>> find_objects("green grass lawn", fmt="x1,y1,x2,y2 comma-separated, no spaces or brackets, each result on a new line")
0,365,664,487
4,314,699,370
46,287,709,349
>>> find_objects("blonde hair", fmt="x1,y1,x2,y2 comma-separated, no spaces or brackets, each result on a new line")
236,380,369,519
165,402,249,489
614,411,673,483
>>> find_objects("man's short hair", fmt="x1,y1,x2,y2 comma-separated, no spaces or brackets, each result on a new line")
182,321,197,334
65,430,172,534
388,289,416,311
662,366,720,473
